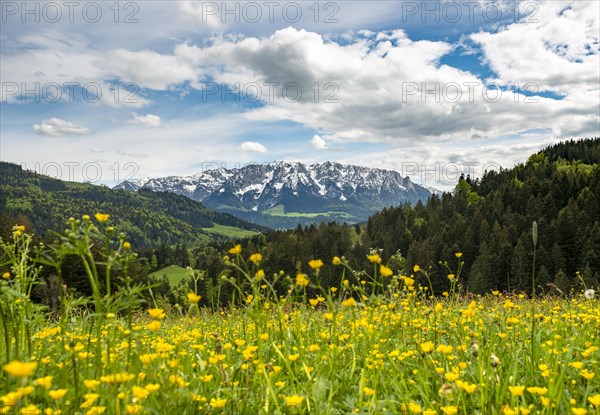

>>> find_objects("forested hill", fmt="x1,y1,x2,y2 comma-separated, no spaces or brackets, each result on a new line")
217,138,600,296
0,162,268,248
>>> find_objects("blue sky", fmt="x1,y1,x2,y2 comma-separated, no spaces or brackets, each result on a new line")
1,1,599,190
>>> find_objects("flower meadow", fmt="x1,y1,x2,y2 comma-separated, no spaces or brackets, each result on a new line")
1,217,599,414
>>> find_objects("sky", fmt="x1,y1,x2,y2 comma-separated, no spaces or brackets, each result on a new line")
1,0,599,190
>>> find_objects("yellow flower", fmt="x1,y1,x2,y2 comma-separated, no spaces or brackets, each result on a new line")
209,398,227,408
229,244,242,255
123,242,131,250
508,386,525,397
308,259,324,269
342,297,356,307
588,394,600,407
94,213,110,223
421,342,435,353
332,256,341,265
147,320,161,331
309,299,319,306
126,404,142,414
413,265,420,272
296,273,310,287
284,395,304,407
571,409,587,415
131,386,149,400
20,405,40,415
255,269,265,280
580,369,595,380
249,253,262,264
85,407,106,415
3,361,37,377
380,265,393,277
363,387,375,396
441,406,458,415
447,274,456,281
83,380,101,390
436,344,453,354
2,272,10,280
367,254,381,264
187,293,201,303
35,376,53,389
48,389,68,400
288,354,299,362
147,308,166,319
455,252,463,258
309,344,320,352
17,225,25,232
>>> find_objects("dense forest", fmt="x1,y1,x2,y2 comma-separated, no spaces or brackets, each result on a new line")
1,139,599,307
0,162,268,247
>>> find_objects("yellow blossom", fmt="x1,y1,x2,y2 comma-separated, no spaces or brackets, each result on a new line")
332,256,341,265
229,245,242,255
342,297,356,307
147,308,166,319
2,272,9,280
249,253,262,264
308,259,324,269
209,398,227,408
296,273,310,287
284,395,305,407
380,265,393,277
3,361,37,377
147,320,161,331
363,387,375,396
48,389,68,400
508,386,525,396
588,394,600,407
367,254,381,263
187,293,201,303
94,213,110,223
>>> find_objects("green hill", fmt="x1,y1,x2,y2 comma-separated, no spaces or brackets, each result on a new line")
0,162,267,248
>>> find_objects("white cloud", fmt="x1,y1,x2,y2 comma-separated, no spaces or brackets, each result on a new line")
128,113,162,128
32,118,91,137
241,141,267,153
310,135,327,149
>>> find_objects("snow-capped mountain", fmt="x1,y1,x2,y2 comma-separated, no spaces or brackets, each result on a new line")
115,162,436,228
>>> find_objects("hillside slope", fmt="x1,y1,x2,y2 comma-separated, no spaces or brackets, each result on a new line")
0,162,267,247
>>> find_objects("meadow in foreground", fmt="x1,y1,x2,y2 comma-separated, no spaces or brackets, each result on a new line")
1,217,599,414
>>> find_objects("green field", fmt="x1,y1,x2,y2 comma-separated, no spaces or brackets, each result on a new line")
149,265,191,287
202,223,260,238
263,204,354,219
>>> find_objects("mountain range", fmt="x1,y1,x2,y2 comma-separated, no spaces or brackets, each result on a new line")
115,161,436,228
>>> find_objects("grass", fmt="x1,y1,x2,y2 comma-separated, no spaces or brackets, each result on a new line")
202,223,260,238
149,265,191,287
263,204,355,219
1,219,599,415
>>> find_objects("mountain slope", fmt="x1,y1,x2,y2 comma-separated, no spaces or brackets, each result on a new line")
0,162,267,247
116,161,434,228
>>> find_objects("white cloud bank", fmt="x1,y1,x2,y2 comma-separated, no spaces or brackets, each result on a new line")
310,135,327,149
128,113,162,128
241,141,267,153
32,118,91,136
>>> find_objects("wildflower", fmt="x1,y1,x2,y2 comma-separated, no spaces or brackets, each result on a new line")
48,389,68,400
448,274,456,281
2,272,9,279
455,252,463,258
187,293,201,303
436,344,453,354
3,361,37,377
342,297,356,307
413,265,420,272
421,342,435,353
209,398,227,408
588,394,600,407
20,405,40,415
508,386,525,396
94,213,109,223
284,395,304,407
584,289,595,299
83,380,101,390
255,269,265,280
571,409,587,415
309,344,320,352
229,245,242,255
147,308,166,319
580,369,595,380
249,253,262,264
367,254,381,264
147,320,161,331
380,265,393,277
85,407,106,415
332,256,341,265
123,242,131,250
296,273,310,287
132,386,149,400
309,299,319,306
126,405,142,414
308,259,324,269
35,376,53,389
441,406,458,415
363,387,375,396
